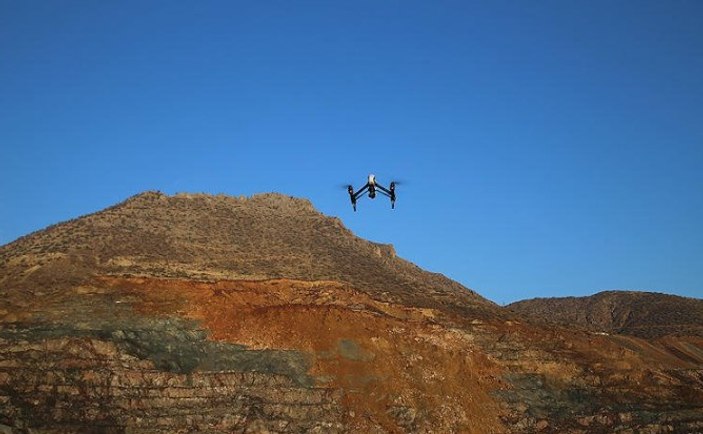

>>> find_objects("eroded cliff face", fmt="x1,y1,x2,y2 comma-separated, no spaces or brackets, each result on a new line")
3,274,702,433
1,192,702,433
1,336,342,432
0,276,506,433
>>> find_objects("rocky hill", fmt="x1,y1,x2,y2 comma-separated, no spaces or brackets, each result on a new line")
0,192,494,319
507,291,703,339
1,192,702,433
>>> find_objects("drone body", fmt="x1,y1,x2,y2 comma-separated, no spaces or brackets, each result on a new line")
346,174,397,211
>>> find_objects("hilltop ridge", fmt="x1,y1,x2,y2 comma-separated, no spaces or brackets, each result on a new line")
0,191,496,318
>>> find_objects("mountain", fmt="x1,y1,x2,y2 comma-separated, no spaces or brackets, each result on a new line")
508,291,703,339
1,191,494,317
1,191,702,433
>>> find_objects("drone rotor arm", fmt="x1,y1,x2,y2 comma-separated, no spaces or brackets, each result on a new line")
352,184,370,200
375,183,392,195
376,189,392,199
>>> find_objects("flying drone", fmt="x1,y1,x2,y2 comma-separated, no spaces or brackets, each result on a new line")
345,174,399,211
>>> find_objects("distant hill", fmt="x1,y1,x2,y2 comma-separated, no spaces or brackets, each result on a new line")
508,290,703,338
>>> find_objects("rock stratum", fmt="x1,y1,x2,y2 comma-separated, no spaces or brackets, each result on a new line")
0,191,702,433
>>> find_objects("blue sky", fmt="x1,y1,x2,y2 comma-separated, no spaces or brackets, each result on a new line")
2,1,702,304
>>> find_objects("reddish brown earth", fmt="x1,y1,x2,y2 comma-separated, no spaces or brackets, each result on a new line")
102,276,505,433
1,192,702,433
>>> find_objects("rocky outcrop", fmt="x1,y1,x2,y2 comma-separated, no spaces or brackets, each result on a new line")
0,334,343,433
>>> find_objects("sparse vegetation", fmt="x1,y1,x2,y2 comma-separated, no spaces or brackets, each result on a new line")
0,191,496,317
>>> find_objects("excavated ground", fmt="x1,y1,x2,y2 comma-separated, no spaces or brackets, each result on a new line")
99,276,507,433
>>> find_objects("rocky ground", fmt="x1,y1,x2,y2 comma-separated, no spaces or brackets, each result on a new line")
1,192,702,433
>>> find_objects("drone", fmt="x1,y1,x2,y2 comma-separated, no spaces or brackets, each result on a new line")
345,174,398,211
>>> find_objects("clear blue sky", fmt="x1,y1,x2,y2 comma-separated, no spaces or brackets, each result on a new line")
2,1,702,304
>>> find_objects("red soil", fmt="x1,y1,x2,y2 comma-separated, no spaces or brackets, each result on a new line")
99,276,507,433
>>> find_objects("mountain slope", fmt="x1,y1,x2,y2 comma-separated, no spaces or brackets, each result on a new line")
508,291,703,339
0,192,507,433
1,192,702,433
0,191,495,317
